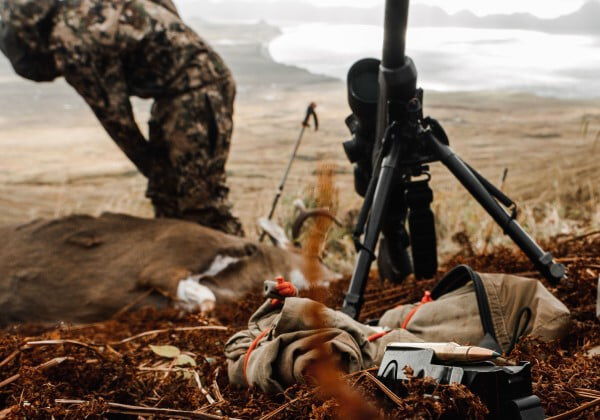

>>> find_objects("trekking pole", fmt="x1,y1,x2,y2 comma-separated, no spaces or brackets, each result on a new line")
260,102,319,242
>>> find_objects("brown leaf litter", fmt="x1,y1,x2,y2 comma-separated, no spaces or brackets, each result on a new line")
1,233,599,419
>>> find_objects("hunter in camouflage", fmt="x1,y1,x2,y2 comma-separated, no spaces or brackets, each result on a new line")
0,0,244,236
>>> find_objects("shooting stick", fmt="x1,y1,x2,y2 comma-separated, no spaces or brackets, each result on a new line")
260,103,318,242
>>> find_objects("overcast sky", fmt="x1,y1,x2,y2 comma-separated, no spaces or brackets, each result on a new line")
176,0,591,19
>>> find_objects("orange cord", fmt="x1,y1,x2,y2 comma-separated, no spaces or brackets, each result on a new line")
243,328,272,386
367,330,391,342
401,291,433,330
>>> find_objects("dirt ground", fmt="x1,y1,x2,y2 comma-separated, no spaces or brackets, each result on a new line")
0,233,598,419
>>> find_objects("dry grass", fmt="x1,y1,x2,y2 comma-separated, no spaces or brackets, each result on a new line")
1,83,600,268
301,162,339,286
284,119,600,269
581,113,600,152
286,182,600,275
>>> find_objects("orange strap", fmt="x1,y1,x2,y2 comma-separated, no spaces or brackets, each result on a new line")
367,330,391,342
243,328,271,386
401,291,433,330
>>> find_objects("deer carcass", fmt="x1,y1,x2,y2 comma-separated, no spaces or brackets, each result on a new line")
0,213,340,326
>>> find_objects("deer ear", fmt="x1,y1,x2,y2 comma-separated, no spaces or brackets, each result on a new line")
258,218,291,249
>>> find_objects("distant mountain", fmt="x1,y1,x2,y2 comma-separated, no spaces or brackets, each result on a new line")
412,1,600,34
544,1,600,34
177,0,600,35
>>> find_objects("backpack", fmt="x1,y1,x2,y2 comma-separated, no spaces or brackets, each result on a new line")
379,265,571,353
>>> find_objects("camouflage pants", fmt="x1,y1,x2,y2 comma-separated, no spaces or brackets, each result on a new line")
146,80,244,236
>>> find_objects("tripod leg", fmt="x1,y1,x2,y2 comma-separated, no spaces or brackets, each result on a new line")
378,234,413,283
379,187,413,283
342,138,403,319
427,132,565,284
406,180,438,279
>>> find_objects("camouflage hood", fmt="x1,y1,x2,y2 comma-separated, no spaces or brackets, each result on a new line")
0,0,58,52
0,0,60,81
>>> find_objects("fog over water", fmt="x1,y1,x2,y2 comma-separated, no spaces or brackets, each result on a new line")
269,24,600,98
169,2,600,97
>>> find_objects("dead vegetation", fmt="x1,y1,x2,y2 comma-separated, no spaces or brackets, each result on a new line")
0,230,598,419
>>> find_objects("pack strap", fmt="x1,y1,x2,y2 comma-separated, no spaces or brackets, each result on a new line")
367,329,391,342
400,291,433,329
243,328,272,386
432,265,500,351
507,307,533,355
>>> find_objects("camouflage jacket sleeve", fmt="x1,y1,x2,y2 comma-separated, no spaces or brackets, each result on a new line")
62,60,152,177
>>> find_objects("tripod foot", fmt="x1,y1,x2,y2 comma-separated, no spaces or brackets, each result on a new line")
539,252,566,284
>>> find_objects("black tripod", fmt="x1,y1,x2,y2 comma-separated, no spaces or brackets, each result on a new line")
341,0,566,320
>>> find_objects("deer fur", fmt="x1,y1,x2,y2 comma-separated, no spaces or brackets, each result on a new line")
0,213,340,326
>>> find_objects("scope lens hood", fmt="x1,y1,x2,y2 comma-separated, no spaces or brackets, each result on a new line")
347,58,380,121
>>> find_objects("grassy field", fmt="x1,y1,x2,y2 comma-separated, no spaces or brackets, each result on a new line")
2,80,599,256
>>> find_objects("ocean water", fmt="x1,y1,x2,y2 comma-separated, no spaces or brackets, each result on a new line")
269,24,600,99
